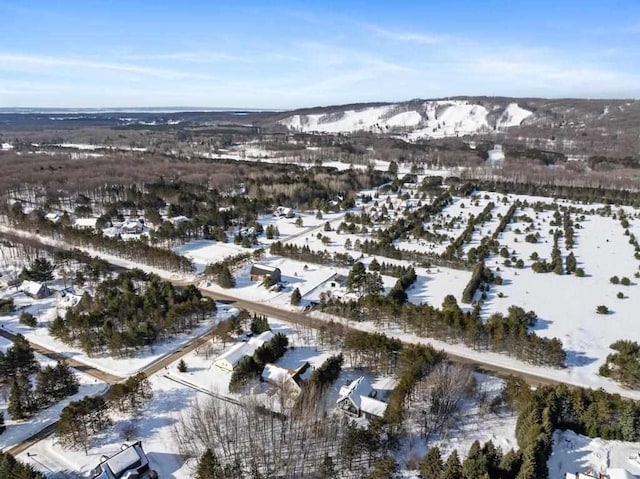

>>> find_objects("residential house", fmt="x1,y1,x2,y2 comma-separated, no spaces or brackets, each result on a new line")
250,264,282,283
213,331,275,372
274,206,295,218
91,441,157,479
20,280,52,299
261,362,310,399
121,219,144,234
337,376,388,418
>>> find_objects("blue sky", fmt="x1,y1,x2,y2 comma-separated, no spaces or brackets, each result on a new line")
1,1,639,108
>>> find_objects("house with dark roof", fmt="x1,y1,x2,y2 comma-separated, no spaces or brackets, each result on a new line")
20,280,52,299
91,441,157,479
250,264,282,283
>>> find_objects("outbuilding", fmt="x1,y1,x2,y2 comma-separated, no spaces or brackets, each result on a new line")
250,264,282,283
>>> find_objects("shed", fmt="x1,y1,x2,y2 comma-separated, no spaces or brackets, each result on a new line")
250,264,282,283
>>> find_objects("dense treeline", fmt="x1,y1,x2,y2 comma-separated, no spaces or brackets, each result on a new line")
442,202,495,261
343,330,402,375
473,179,640,207
321,295,566,368
4,204,193,272
108,372,153,413
204,250,260,288
270,241,354,267
57,395,112,453
0,336,78,423
8,360,79,420
51,270,216,357
384,344,445,424
461,261,493,304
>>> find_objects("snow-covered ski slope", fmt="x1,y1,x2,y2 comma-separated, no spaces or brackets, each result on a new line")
279,100,532,138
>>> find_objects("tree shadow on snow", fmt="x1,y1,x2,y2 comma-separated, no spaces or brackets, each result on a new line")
565,350,597,367
147,451,186,478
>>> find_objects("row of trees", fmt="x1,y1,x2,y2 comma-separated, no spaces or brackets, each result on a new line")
269,241,354,267
321,295,566,368
5,204,194,272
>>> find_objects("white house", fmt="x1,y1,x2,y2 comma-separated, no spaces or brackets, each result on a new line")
121,219,144,234
261,362,310,399
336,376,387,418
213,331,275,372
20,280,52,299
274,206,295,218
74,217,98,229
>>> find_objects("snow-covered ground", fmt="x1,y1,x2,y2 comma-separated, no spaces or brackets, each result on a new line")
548,429,640,479
17,316,517,478
279,100,521,140
496,102,533,129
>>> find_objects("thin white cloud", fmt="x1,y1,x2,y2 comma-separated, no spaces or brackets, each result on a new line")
366,24,442,44
0,53,212,80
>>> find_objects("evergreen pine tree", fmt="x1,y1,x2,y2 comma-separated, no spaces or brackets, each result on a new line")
462,440,488,479
196,448,223,479
420,446,443,479
441,450,463,479
290,288,302,306
177,359,188,372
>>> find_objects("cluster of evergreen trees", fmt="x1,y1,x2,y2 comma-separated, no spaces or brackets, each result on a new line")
50,270,216,357
269,241,354,267
228,333,289,392
57,396,112,453
387,266,417,305
108,372,153,414
0,452,43,478
599,340,640,389
343,330,402,376
346,262,384,296
8,361,79,421
204,251,259,288
0,335,78,425
384,344,445,424
249,314,270,334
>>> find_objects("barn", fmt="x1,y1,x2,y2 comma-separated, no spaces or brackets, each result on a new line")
250,264,282,283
